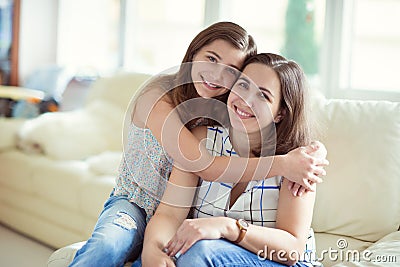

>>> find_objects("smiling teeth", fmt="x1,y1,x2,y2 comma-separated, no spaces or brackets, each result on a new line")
236,107,252,117
205,80,217,88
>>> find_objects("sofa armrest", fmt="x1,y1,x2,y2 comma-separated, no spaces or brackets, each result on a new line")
0,118,27,151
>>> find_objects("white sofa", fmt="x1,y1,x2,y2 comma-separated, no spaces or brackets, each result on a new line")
0,72,151,248
0,72,399,267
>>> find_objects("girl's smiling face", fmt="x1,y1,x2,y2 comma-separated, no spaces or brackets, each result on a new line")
228,63,284,134
191,39,246,98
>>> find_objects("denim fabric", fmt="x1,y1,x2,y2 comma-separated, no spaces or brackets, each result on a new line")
69,194,147,267
132,239,313,267
176,239,310,267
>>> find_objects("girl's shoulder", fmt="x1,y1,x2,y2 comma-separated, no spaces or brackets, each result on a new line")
192,126,229,139
131,86,174,126
191,125,208,140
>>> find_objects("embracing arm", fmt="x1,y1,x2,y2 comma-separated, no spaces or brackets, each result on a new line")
142,166,198,267
219,144,325,265
140,97,326,189
165,178,316,266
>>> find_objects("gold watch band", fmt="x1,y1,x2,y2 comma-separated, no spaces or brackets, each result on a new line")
233,219,249,244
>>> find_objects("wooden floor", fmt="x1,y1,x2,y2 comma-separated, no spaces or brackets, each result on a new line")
0,224,55,267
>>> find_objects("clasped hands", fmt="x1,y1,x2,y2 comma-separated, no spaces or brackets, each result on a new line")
285,140,329,196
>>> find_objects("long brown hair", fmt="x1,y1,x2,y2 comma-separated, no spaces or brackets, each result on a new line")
242,53,311,155
134,22,256,128
167,22,257,121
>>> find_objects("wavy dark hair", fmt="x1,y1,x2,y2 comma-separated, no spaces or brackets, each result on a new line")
168,21,257,108
134,22,257,128
242,53,311,155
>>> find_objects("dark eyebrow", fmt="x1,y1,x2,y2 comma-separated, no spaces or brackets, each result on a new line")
206,51,240,70
238,77,275,98
238,77,250,84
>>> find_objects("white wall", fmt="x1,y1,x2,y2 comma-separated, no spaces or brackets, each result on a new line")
18,0,58,84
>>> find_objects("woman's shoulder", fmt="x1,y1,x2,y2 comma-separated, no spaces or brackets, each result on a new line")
191,125,208,139
131,85,174,126
192,126,229,139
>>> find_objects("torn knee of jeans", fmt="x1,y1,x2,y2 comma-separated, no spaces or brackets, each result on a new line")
113,211,138,230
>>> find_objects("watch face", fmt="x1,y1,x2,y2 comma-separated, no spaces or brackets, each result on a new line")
238,219,249,228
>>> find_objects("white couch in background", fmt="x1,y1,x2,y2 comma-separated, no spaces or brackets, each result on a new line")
0,72,150,248
0,72,399,267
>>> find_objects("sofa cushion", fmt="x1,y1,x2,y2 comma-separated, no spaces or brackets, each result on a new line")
0,151,35,193
86,151,122,176
0,118,26,151
47,242,132,267
85,72,151,111
79,175,115,220
330,231,400,267
47,241,85,267
315,232,373,267
311,99,400,243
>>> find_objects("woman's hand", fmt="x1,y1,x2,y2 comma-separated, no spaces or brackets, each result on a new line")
283,142,329,195
286,141,328,196
164,217,230,258
142,243,176,267
287,180,315,196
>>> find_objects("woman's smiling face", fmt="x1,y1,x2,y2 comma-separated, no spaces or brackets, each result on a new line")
227,63,283,134
191,39,246,98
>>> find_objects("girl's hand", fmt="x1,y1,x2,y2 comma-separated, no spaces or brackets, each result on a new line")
142,244,176,267
164,218,226,258
286,141,328,196
283,143,329,191
287,180,313,196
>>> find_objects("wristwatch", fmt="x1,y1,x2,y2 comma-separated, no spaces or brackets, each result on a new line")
233,219,249,243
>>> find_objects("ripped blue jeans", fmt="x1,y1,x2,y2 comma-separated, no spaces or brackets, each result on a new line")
69,193,147,267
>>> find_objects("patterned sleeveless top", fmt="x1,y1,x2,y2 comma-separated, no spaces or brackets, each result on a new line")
113,123,173,222
192,126,320,266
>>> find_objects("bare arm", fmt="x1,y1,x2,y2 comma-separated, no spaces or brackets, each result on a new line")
142,166,199,267
134,94,326,189
224,178,316,266
164,178,316,266
226,143,326,265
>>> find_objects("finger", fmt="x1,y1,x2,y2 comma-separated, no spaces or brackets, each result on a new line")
315,158,329,166
303,144,319,154
297,186,307,197
307,174,323,184
291,183,301,197
302,179,315,191
313,166,327,176
165,239,173,250
287,181,295,191
165,238,179,256
179,238,198,255
169,239,184,257
165,237,176,252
